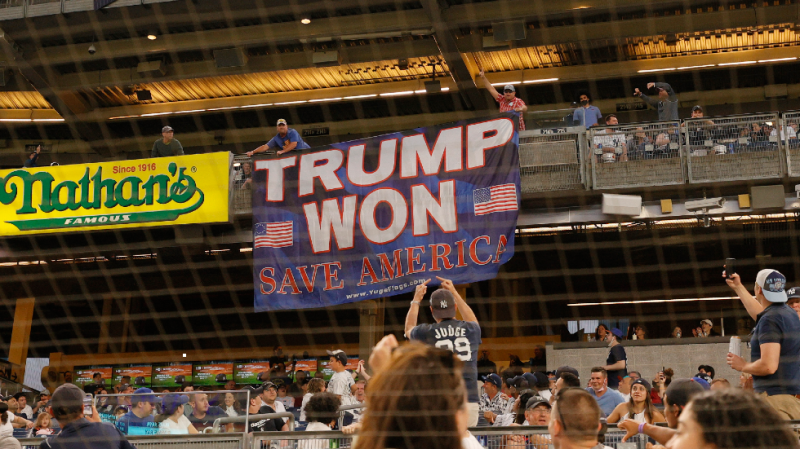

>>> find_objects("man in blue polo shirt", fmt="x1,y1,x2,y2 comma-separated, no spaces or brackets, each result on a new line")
727,269,800,419
585,367,624,417
115,388,160,435
247,119,311,156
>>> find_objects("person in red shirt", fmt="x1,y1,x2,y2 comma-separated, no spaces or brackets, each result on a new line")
477,71,527,130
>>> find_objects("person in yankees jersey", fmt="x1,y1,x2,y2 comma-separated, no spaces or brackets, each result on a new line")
405,276,482,427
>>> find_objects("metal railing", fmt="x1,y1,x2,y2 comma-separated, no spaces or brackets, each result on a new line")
588,121,685,189
519,128,586,192
781,111,800,178
213,412,295,434
20,432,248,449
232,154,255,216
684,113,784,184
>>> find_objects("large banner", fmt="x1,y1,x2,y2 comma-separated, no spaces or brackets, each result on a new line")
0,153,232,236
253,114,520,311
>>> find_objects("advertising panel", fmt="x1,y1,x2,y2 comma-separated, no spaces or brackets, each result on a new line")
193,361,234,386
73,366,113,387
0,152,232,236
152,362,192,388
112,364,152,387
233,360,270,385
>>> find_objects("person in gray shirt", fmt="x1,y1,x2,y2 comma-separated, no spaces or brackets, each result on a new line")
634,82,679,121
151,126,185,158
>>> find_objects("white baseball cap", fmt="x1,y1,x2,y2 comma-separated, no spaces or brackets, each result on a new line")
756,269,788,303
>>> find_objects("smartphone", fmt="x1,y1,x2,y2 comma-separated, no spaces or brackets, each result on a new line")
726,258,736,279
83,394,93,416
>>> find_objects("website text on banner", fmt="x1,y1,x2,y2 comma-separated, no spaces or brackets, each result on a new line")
252,113,521,311
0,152,232,236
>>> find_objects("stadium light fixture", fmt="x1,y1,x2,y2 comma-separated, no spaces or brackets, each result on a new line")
523,78,559,84
718,61,757,66
301,18,311,25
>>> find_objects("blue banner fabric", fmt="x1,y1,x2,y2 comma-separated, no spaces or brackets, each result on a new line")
252,113,521,311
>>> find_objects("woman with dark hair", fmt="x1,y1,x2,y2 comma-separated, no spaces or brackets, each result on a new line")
607,379,665,424
595,324,609,342
667,389,799,449
354,338,473,449
0,402,32,436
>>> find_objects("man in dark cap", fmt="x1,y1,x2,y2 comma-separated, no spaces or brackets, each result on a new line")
243,386,286,432
42,383,134,449
405,276,482,426
479,373,511,426
151,126,184,158
115,388,160,436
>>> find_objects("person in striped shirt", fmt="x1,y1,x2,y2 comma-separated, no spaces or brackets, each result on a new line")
477,71,527,130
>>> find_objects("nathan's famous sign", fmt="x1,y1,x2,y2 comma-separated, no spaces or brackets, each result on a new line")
0,153,232,235
252,114,521,311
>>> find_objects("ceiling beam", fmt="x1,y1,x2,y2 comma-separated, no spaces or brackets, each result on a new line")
421,0,486,111
56,39,441,90
27,9,431,67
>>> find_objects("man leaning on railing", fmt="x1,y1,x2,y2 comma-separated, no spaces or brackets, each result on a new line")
151,126,184,158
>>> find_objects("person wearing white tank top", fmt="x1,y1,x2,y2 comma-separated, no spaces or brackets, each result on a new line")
606,378,666,425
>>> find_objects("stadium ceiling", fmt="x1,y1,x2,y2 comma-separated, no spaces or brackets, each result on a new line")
0,0,799,155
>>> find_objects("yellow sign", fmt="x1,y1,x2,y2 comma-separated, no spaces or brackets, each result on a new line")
0,152,232,236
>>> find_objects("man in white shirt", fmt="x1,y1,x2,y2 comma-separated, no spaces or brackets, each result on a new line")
326,349,355,406
14,393,32,420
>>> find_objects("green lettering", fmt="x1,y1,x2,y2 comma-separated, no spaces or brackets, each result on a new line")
50,180,80,211
78,168,92,209
168,166,197,204
114,177,145,207
142,174,171,205
0,170,55,214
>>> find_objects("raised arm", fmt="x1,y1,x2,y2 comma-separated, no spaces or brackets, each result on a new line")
404,279,430,338
436,276,477,323
654,82,677,100
477,71,501,100
724,272,764,320
635,88,659,108
246,143,271,157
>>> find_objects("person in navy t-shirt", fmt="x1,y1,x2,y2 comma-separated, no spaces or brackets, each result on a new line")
405,276,482,427
115,388,160,436
247,119,311,157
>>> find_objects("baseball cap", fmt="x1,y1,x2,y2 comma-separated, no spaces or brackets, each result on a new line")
509,375,527,390
631,378,651,392
430,289,456,320
695,373,712,383
610,328,624,338
503,85,515,92
756,269,788,303
262,381,277,391
521,373,537,388
484,373,502,388
40,389,51,396
786,286,800,300
700,319,713,326
326,349,348,365
50,383,84,414
241,385,264,396
692,105,703,112
161,394,189,415
162,126,174,133
555,366,579,379
277,119,287,126
691,376,711,390
664,378,706,408
525,396,551,410
131,387,161,405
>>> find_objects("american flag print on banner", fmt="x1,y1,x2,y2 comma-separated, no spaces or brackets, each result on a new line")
254,221,293,248
473,184,519,216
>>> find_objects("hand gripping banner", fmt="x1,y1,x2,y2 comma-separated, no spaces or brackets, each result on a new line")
252,113,520,311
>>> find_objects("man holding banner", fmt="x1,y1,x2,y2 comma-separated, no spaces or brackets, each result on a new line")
405,276,482,427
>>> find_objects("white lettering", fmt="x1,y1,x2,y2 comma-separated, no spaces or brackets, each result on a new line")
411,180,457,236
303,196,357,253
467,118,514,169
298,150,344,196
347,140,396,186
255,156,297,202
359,189,407,244
400,127,462,177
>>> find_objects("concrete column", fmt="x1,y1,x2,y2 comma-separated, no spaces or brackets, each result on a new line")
358,299,385,367
8,297,35,383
